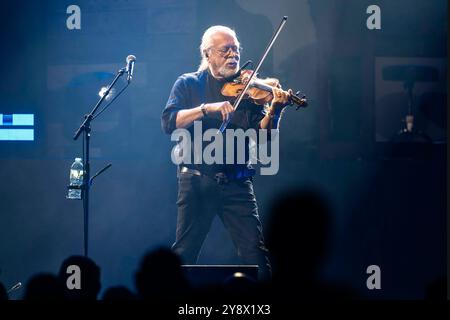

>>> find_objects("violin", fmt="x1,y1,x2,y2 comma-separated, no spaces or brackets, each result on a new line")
218,16,308,133
221,69,308,110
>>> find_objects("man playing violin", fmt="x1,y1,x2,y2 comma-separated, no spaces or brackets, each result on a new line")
161,25,291,281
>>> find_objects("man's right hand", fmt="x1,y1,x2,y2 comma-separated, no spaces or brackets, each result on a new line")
205,101,234,121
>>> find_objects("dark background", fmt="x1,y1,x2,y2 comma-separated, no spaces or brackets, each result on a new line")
0,0,446,299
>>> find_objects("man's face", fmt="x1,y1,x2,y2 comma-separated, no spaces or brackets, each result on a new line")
207,32,240,79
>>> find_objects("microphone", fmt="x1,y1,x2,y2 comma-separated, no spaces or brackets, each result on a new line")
126,55,136,82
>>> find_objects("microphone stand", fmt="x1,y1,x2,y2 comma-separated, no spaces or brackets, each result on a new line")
73,67,127,257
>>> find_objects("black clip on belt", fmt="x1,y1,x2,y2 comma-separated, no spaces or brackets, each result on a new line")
214,172,229,185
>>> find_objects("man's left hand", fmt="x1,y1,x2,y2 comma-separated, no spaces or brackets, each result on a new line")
269,87,291,113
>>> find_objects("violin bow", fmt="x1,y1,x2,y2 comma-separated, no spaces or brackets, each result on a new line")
218,16,288,133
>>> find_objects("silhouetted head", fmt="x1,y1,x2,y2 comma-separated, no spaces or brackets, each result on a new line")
425,276,447,300
58,255,101,300
265,189,332,282
135,247,189,300
24,273,64,300
0,282,8,301
102,285,137,301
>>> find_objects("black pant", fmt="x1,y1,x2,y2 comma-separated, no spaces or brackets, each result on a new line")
172,172,272,281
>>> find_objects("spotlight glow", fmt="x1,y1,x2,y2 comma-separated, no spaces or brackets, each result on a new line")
98,87,116,101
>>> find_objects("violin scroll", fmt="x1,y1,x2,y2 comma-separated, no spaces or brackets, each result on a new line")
291,91,308,110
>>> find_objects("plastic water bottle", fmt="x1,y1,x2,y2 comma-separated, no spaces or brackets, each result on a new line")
67,157,84,200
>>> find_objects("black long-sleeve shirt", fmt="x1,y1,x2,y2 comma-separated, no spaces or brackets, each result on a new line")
161,69,266,176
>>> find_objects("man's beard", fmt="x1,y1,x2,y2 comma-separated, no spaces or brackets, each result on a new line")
218,63,239,78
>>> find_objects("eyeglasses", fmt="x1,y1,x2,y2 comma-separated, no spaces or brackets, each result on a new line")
209,45,242,57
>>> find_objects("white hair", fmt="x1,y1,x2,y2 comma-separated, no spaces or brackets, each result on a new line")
197,25,240,72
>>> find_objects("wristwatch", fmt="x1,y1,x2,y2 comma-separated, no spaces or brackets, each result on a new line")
200,103,208,117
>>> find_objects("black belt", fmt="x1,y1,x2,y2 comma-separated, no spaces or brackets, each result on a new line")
179,166,254,184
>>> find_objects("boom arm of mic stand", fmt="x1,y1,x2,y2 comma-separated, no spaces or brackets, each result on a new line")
73,68,126,140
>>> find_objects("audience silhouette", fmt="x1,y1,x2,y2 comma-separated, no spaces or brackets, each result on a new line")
3,191,443,302
264,188,358,300
134,247,190,302
424,276,447,300
58,255,101,300
24,273,64,300
0,282,8,301
102,285,137,301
